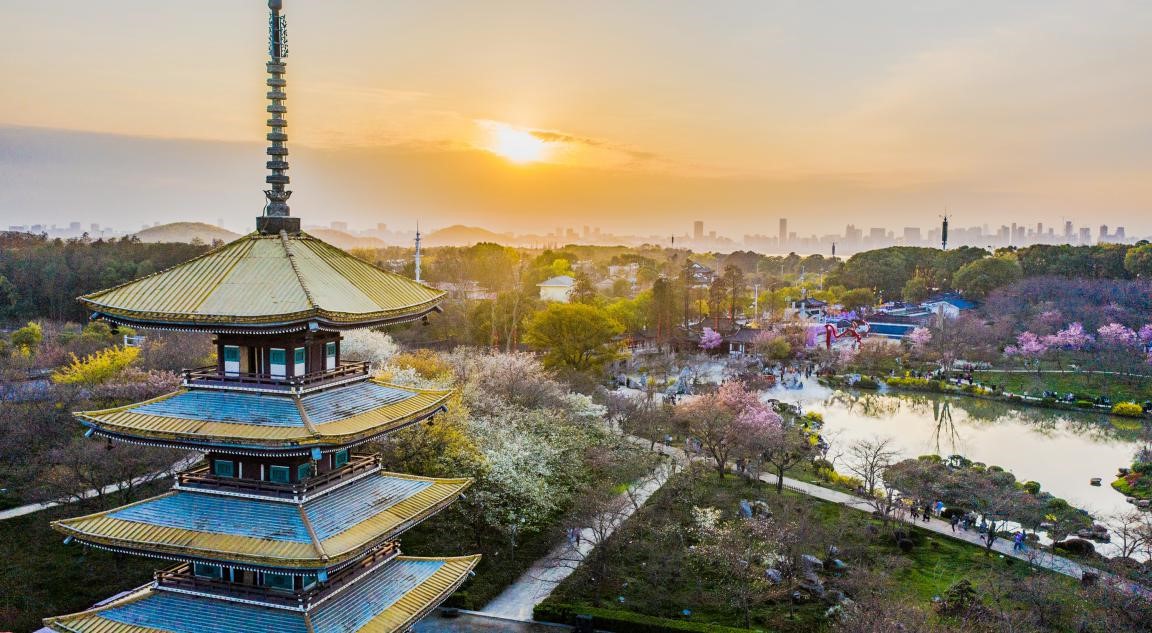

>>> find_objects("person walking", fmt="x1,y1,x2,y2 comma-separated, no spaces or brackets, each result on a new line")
1013,531,1025,553
950,514,960,532
922,502,932,523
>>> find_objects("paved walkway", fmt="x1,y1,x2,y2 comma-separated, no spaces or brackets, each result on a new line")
415,610,575,632
482,459,676,620
0,454,199,521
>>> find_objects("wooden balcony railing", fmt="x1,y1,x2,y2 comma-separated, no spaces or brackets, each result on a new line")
182,360,370,394
176,453,380,500
153,544,400,609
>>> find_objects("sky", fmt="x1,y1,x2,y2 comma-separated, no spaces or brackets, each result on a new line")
1,1,1150,238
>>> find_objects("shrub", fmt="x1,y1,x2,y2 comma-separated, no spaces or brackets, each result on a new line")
10,321,43,351
854,376,880,389
1112,402,1145,418
51,345,140,385
534,602,753,633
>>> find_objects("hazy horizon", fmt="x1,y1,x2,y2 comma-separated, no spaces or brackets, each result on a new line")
2,1,1150,237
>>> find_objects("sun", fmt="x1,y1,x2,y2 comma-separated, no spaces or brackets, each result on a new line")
487,123,548,164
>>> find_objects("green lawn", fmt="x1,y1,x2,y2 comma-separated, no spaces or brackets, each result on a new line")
545,470,1077,632
973,371,1152,404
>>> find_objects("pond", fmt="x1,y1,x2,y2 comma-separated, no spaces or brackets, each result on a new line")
763,381,1141,520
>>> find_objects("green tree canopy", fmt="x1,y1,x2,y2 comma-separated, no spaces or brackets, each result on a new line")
952,256,1022,298
1124,242,1152,278
524,302,623,371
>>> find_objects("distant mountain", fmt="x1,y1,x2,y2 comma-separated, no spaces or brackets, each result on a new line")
425,225,516,247
305,229,387,250
134,222,241,244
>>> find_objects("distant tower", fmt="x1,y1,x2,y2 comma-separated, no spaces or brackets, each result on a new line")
831,242,836,258
414,222,423,282
941,215,949,251
779,218,788,249
693,220,704,240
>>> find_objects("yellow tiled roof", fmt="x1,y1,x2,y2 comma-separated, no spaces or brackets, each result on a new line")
75,380,453,450
78,232,445,328
52,472,472,568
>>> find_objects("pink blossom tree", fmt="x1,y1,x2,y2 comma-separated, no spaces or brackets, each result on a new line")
699,327,724,351
1044,322,1093,350
1097,323,1139,348
907,327,933,358
1139,324,1152,345
678,381,782,478
1004,331,1050,373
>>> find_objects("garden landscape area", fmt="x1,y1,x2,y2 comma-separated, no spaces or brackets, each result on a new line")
5,1,1152,632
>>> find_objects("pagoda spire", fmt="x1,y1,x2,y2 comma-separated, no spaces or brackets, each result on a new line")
258,0,300,234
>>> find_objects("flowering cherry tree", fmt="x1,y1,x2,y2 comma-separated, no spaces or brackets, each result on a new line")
678,381,782,477
1004,331,1050,373
1044,322,1093,350
1098,323,1139,348
907,327,933,350
699,327,723,350
1139,324,1152,345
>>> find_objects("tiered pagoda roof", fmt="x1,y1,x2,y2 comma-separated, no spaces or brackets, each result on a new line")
76,380,453,454
44,555,481,633
79,232,446,332
54,471,470,569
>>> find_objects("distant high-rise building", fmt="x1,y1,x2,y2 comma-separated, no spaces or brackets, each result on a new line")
1099,225,1108,242
1064,221,1074,240
903,227,921,244
1079,227,1091,245
779,218,788,249
1116,227,1126,241
330,220,348,232
693,220,704,240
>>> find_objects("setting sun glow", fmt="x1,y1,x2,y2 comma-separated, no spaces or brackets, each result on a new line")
486,123,548,164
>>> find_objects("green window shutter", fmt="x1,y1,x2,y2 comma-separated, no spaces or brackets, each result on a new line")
325,342,336,358
193,563,223,580
213,460,235,478
294,347,305,364
333,449,349,468
297,463,312,481
270,349,286,365
268,465,290,484
262,572,294,591
223,346,240,362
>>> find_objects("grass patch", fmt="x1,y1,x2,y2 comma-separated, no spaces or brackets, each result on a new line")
973,371,1152,404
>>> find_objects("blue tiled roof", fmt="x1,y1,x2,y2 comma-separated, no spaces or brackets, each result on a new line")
104,474,435,545
135,390,304,427
307,476,432,540
312,558,443,633
110,493,312,542
99,591,308,633
82,558,445,633
303,382,413,424
925,293,978,310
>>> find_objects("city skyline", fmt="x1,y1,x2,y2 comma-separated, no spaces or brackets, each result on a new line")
2,2,1151,236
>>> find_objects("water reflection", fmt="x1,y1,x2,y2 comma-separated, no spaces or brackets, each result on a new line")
768,382,1138,518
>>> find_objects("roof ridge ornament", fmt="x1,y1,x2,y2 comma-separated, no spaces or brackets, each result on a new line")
258,0,301,235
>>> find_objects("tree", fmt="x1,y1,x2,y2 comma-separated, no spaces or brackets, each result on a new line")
953,256,1022,298
1124,242,1152,278
524,302,623,371
902,274,932,302
843,437,901,510
570,272,598,304
762,422,818,493
839,288,875,313
721,264,746,321
677,381,781,478
688,516,786,629
10,321,43,352
699,327,723,350
52,346,141,385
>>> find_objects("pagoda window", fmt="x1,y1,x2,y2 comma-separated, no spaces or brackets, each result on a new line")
222,345,240,377
324,341,337,370
293,346,306,376
297,462,313,481
268,465,290,484
261,572,294,591
333,449,349,468
269,348,287,378
213,459,235,478
193,562,223,580
301,573,318,591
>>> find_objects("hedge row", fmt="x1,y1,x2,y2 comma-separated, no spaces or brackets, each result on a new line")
533,602,755,633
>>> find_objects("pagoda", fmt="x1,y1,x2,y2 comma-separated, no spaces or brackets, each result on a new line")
42,3,478,632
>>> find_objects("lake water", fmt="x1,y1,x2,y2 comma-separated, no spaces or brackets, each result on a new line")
763,381,1141,520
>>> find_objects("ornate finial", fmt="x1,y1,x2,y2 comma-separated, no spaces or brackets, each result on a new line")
258,0,300,234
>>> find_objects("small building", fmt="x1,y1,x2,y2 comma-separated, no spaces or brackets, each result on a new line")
727,326,761,356
789,297,827,321
538,275,575,302
683,259,715,288
922,293,978,320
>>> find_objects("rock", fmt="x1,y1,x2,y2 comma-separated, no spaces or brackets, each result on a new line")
823,589,847,606
1138,499,1151,509
1090,478,1102,486
1119,467,1131,476
765,568,783,583
1081,570,1100,587
1126,497,1136,504
1054,538,1096,557
898,538,915,552
801,554,824,570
